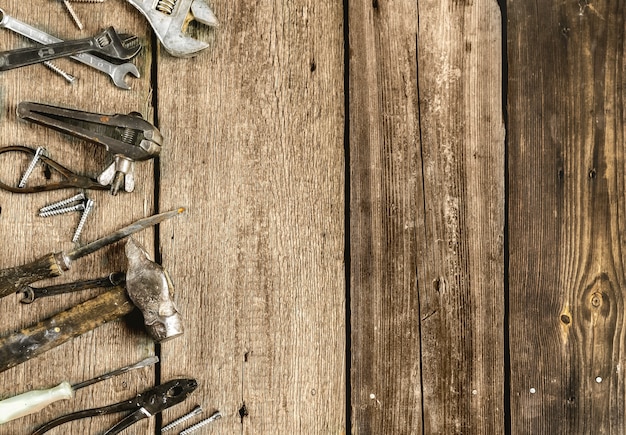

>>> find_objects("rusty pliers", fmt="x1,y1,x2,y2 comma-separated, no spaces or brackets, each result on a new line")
32,378,198,435
17,101,163,195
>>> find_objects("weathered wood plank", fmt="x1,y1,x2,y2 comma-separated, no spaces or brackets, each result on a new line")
350,0,504,433
0,3,157,433
417,1,505,430
157,1,346,433
508,0,626,433
348,0,422,433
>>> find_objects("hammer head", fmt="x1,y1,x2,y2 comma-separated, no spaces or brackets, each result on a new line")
125,238,184,342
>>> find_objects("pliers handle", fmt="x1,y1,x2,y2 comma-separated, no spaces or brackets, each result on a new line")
0,145,108,193
32,378,198,435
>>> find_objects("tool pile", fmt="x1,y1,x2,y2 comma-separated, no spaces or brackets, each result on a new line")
0,1,220,433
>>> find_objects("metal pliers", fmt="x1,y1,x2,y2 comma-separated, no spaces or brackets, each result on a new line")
32,378,198,435
17,101,163,195
0,145,109,193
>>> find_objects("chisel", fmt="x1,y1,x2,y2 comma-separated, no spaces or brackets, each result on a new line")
0,355,158,424
0,207,185,298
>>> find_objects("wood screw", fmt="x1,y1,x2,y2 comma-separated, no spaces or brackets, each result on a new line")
39,192,85,214
178,411,222,435
161,405,203,432
72,198,94,242
61,0,84,30
43,61,77,84
18,147,47,188
39,202,85,217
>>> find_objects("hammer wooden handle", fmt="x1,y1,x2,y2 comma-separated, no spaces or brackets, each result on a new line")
0,253,66,299
0,286,133,373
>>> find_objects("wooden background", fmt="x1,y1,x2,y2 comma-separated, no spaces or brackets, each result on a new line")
0,0,624,434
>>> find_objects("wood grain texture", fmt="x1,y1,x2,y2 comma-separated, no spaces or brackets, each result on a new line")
156,1,346,434
348,0,423,433
0,2,157,433
349,0,504,433
508,0,626,433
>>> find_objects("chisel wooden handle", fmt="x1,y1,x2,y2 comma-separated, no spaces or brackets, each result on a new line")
0,252,69,299
0,286,133,373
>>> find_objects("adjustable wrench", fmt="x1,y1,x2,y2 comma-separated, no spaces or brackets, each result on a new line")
126,0,218,57
0,9,140,90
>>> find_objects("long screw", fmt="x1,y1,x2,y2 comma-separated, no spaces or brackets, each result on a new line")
39,202,85,217
72,198,94,242
18,147,47,188
43,61,77,84
178,411,222,435
61,0,84,30
161,405,203,432
39,192,85,214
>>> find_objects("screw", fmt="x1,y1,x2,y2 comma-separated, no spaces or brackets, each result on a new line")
39,192,85,214
18,147,48,188
43,61,77,84
61,0,84,30
69,0,105,2
39,202,85,217
72,198,94,242
178,411,222,435
161,405,203,432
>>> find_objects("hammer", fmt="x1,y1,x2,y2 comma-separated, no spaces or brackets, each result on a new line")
0,238,183,373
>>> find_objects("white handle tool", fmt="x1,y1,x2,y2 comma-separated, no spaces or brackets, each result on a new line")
0,382,74,424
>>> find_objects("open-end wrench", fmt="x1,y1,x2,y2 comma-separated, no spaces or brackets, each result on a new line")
0,9,140,90
126,0,218,57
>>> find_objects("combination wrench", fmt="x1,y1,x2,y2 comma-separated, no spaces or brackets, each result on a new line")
0,9,140,90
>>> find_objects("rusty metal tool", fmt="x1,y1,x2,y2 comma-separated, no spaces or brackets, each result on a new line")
0,207,185,299
0,8,140,89
0,27,140,71
17,101,162,195
0,355,158,424
19,271,126,304
32,378,198,435
0,146,109,193
0,238,184,373
126,0,218,57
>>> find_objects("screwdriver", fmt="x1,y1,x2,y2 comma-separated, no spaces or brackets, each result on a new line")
0,355,158,424
0,207,185,299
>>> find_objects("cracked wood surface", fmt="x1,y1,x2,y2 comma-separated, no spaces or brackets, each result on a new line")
349,0,504,433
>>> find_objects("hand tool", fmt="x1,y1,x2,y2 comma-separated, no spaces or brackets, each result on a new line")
126,0,218,57
0,27,140,71
32,378,198,435
0,207,184,299
19,271,126,304
0,8,140,89
0,146,109,193
0,238,184,373
18,101,163,195
125,237,183,341
0,355,158,424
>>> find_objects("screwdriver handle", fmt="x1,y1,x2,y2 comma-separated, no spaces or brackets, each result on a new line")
0,381,74,424
0,252,68,299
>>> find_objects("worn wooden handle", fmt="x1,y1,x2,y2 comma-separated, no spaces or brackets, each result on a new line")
0,253,66,299
0,286,133,373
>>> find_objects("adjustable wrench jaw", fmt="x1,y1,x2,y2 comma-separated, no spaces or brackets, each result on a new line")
126,0,218,58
